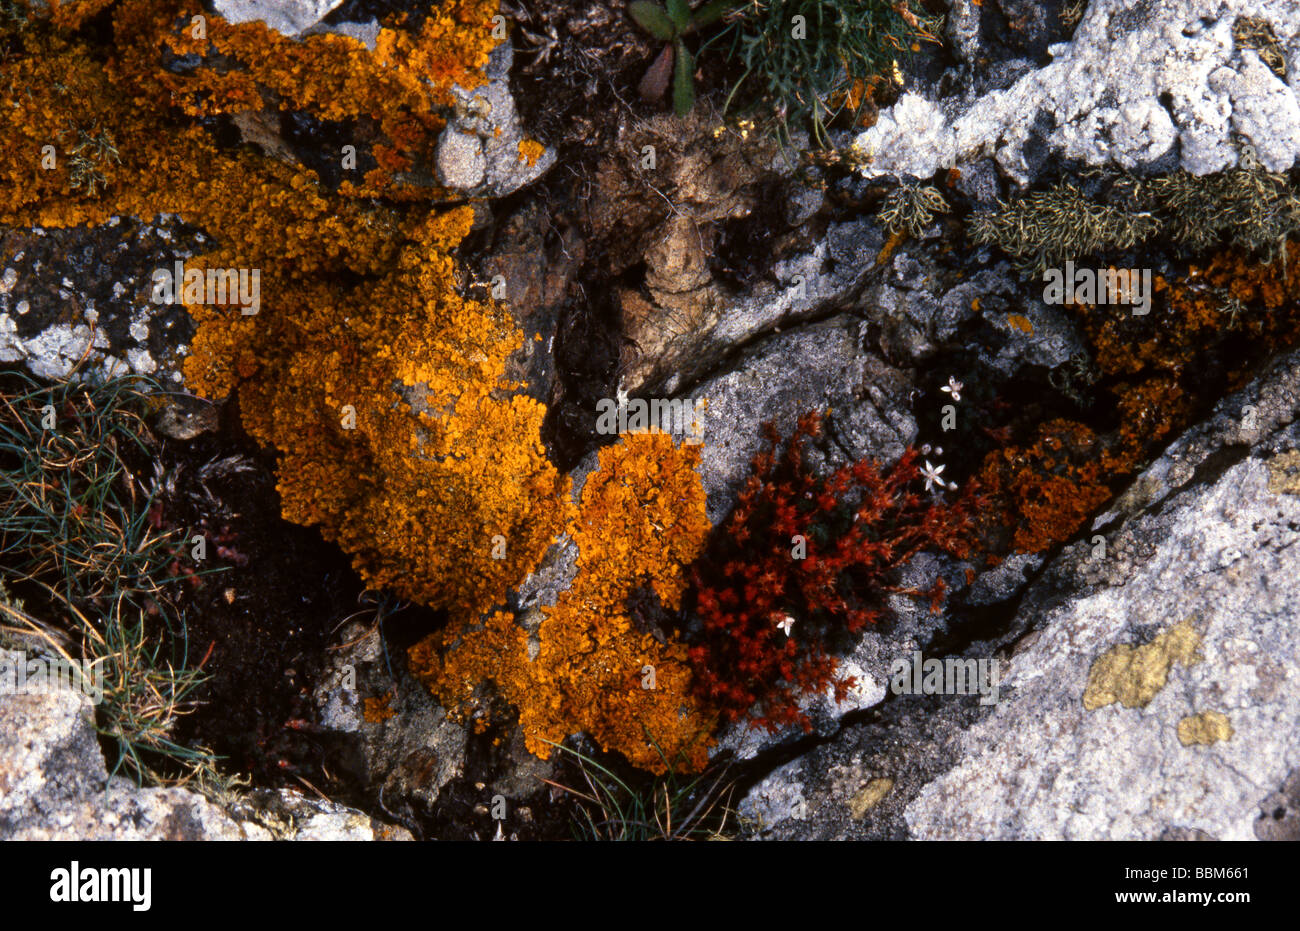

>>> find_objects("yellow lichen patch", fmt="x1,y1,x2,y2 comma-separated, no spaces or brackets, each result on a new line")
412,431,718,773
848,777,894,819
517,138,544,167
199,208,571,618
875,230,905,266
1177,710,1234,746
1267,450,1300,495
1082,620,1203,711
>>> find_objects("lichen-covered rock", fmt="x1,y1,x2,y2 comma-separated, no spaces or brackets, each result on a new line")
0,218,204,384
855,0,1300,182
410,431,716,774
863,248,1084,372
906,443,1300,839
435,42,557,198
436,129,488,190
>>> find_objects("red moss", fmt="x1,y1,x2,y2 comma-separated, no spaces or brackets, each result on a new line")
688,411,981,732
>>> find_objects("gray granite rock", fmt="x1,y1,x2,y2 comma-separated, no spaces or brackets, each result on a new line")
0,218,203,384
906,447,1300,839
312,622,466,817
435,43,556,198
684,316,917,526
0,664,409,839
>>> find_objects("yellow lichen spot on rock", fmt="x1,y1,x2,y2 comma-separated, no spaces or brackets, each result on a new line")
1082,620,1203,710
1267,449,1300,494
1176,710,1233,746
848,777,894,820
517,138,544,167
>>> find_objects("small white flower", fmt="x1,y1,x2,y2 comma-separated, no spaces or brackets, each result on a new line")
921,460,946,492
776,615,795,637
940,376,964,402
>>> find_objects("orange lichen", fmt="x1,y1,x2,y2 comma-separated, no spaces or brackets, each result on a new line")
972,241,1300,555
184,207,570,617
3,1,722,775
976,419,1113,554
108,0,501,197
363,692,397,723
411,431,717,773
1084,245,1300,383
1006,313,1034,334
38,0,118,28
2,3,566,619
516,138,544,167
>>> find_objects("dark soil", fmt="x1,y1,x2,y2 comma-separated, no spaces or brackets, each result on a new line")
155,400,372,792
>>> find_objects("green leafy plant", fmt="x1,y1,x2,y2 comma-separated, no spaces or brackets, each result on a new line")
628,0,734,115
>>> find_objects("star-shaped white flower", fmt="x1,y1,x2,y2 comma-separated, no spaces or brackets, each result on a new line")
776,615,795,637
921,460,946,492
940,376,964,402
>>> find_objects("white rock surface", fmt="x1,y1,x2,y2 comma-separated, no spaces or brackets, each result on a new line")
855,0,1300,181
435,43,557,196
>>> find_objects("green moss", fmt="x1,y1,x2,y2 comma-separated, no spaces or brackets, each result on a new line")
969,168,1300,276
967,181,1159,276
